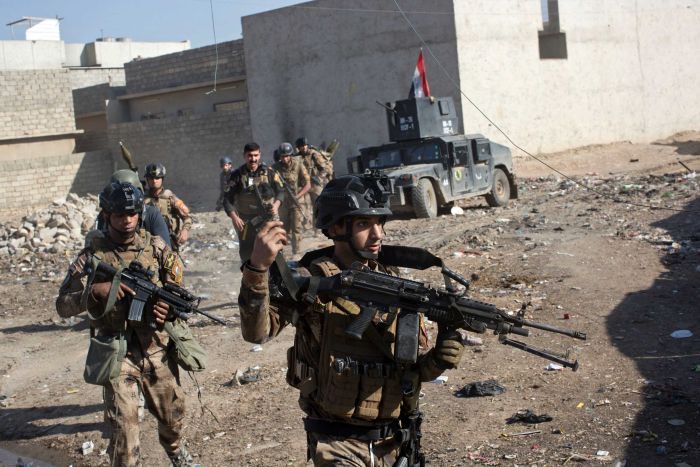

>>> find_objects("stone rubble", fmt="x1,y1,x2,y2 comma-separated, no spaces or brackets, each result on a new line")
0,194,98,261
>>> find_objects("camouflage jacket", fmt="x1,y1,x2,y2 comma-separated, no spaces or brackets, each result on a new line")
272,158,310,209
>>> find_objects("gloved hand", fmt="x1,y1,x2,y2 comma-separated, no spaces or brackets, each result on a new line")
432,325,464,370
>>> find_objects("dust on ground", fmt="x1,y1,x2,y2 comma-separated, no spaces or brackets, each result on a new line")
1,132,699,466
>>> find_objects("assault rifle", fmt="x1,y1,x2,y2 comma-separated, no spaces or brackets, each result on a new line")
86,259,227,327
279,177,310,224
286,264,586,370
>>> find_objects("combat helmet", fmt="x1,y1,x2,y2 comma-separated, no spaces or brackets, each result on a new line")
110,169,144,192
145,163,167,179
294,137,308,148
102,182,144,215
278,142,294,157
314,172,392,259
219,156,233,168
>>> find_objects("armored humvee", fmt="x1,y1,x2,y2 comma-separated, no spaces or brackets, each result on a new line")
347,96,517,218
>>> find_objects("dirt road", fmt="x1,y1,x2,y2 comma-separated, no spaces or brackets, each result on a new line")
1,132,698,466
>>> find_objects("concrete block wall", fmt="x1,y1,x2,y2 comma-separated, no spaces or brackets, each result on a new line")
124,40,245,95
0,150,113,218
0,69,76,139
108,108,251,210
242,0,461,168
68,68,125,91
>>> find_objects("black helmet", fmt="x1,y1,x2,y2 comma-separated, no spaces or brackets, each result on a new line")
278,142,294,157
110,169,144,192
219,156,233,167
145,163,166,178
102,182,144,215
295,137,308,148
314,171,392,230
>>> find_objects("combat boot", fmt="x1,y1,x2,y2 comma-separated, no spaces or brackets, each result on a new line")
168,446,197,467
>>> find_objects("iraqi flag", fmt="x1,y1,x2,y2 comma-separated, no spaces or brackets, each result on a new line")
408,49,431,98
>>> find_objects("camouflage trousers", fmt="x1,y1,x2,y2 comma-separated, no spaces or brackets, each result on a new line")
279,202,303,254
104,349,185,467
307,432,400,467
303,185,324,232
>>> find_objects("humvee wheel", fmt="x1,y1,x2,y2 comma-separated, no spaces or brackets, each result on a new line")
485,168,510,207
412,178,438,218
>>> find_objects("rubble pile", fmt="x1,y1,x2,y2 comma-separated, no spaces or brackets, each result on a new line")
0,194,98,259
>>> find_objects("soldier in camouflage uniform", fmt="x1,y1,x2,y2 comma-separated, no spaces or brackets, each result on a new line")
223,142,285,262
216,156,233,211
238,174,464,466
56,182,196,467
295,137,333,233
272,142,310,255
143,163,193,252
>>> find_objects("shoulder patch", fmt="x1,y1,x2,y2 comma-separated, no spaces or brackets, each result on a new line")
162,189,174,198
163,252,184,285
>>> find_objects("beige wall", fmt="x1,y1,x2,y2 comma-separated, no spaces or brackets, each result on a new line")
453,0,700,154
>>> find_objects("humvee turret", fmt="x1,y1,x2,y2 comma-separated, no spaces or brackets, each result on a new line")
347,96,517,218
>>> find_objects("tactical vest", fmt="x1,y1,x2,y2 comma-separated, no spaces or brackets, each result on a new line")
146,191,179,235
230,165,278,218
87,233,162,334
287,258,419,422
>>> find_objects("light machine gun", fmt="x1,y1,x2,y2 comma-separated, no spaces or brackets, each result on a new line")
86,259,227,327
272,245,586,371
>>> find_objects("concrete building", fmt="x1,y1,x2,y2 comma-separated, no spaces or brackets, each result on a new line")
242,0,700,169
0,32,191,218
107,40,251,209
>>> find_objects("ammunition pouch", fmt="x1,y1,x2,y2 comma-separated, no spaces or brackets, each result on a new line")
164,320,207,372
83,332,127,386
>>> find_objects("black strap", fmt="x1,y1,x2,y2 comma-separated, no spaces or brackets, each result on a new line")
303,418,399,441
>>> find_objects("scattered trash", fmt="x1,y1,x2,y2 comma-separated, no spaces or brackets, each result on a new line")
546,363,564,371
455,379,506,398
503,454,517,459
464,336,483,346
213,431,226,438
596,450,610,457
506,409,553,425
563,313,570,320
670,330,693,338
226,366,262,386
501,430,541,437
66,388,80,394
450,206,464,216
655,445,668,456
431,375,448,385
251,344,263,352
82,440,94,455
692,364,700,372
667,419,685,426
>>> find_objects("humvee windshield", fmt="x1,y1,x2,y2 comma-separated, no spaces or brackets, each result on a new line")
367,141,443,169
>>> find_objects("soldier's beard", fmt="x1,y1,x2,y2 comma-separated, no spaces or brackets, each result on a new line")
107,222,137,245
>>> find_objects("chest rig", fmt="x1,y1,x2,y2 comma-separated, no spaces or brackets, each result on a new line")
288,257,420,422
86,233,161,333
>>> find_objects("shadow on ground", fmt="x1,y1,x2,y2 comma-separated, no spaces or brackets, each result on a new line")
606,197,700,464
653,139,700,157
0,403,104,440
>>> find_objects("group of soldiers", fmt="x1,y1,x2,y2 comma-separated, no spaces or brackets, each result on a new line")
55,140,465,466
218,137,334,260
